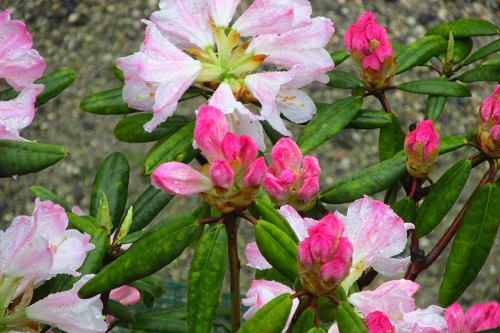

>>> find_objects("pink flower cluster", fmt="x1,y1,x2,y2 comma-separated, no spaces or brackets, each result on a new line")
0,9,46,140
118,0,334,147
0,199,107,332
263,138,321,211
446,301,500,333
477,85,500,157
151,104,266,212
344,12,396,90
404,120,440,178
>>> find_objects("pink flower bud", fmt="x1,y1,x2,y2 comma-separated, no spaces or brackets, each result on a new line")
344,12,396,90
365,311,394,333
209,159,235,189
477,85,500,157
263,138,320,211
243,156,267,188
404,120,439,178
297,214,353,295
151,162,213,195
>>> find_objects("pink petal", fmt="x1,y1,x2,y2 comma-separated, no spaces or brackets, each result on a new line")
50,229,94,277
270,138,303,174
194,104,229,161
365,311,394,333
278,205,314,241
262,173,290,200
245,242,272,269
238,135,259,168
221,132,241,163
110,285,141,306
209,158,235,189
151,162,213,195
397,305,447,333
233,0,295,36
243,156,267,188
445,303,465,333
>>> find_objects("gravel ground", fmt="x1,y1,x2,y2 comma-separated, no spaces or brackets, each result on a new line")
1,0,499,313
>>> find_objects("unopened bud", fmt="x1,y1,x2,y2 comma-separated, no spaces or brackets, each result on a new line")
477,85,500,158
404,120,439,178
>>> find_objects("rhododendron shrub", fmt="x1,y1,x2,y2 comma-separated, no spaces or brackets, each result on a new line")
2,2,500,333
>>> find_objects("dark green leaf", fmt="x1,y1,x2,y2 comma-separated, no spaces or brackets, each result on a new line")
326,70,363,89
457,65,500,83
331,50,350,66
439,183,500,306
255,220,298,283
67,212,99,234
79,87,140,115
128,276,164,308
253,199,299,243
391,197,417,223
426,19,500,38
114,114,190,143
239,293,292,333
0,140,67,178
127,186,174,233
426,94,447,122
107,299,135,324
78,217,199,298
396,36,447,74
187,224,228,333
90,152,130,229
397,79,471,97
142,121,199,176
482,55,500,66
115,308,188,332
439,136,467,154
378,113,405,161
29,186,71,211
337,301,368,333
320,154,407,204
463,39,500,66
112,64,125,82
293,308,315,333
415,159,472,237
298,97,363,153
346,109,391,129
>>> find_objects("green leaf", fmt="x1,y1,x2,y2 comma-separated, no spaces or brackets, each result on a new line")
482,54,500,66
391,197,417,223
115,308,188,332
346,109,391,129
337,301,368,333
112,64,125,82
90,152,130,229
397,79,471,97
297,97,363,154
239,293,292,333
127,186,174,233
439,136,467,154
439,183,500,307
326,70,363,89
187,223,228,333
252,199,299,243
396,35,448,74
255,220,298,283
426,19,500,38
437,38,474,65
293,307,315,333
331,50,350,66
426,94,448,122
463,39,500,66
255,268,293,289
0,70,76,106
67,212,99,234
320,154,407,204
142,121,199,176
378,113,405,161
29,186,71,211
457,65,500,83
415,159,472,237
78,228,108,275
114,114,190,143
79,87,140,115
0,140,67,178
129,276,164,308
78,217,199,298
107,299,135,324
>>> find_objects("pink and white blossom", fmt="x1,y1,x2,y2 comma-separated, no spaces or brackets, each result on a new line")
446,301,500,333
335,195,414,290
26,275,107,333
263,137,320,210
0,9,46,91
242,279,297,332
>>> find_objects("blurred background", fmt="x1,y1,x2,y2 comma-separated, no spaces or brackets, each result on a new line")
1,0,499,310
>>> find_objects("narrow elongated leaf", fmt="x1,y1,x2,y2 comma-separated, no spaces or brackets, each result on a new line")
107,299,135,324
187,224,228,333
239,293,292,333
415,159,472,237
426,94,447,122
90,152,130,228
253,199,299,243
293,308,315,333
29,186,71,211
0,70,76,106
115,308,188,332
438,136,467,154
396,35,447,74
0,140,67,178
346,109,391,129
482,55,500,66
129,276,164,308
426,19,500,38
398,80,471,97
337,301,368,333
320,154,407,204
391,197,417,223
67,212,99,234
326,70,363,89
298,97,363,154
255,220,298,283
78,217,199,298
439,183,500,307
114,114,190,143
331,50,350,66
463,39,500,66
378,113,404,161
436,38,474,64
80,87,140,115
127,186,174,233
142,121,199,176
457,65,500,83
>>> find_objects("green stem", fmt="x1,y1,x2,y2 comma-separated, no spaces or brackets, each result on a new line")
224,212,241,332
